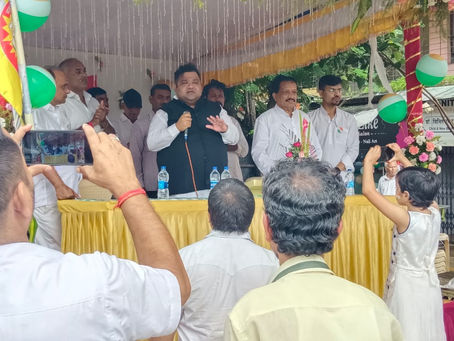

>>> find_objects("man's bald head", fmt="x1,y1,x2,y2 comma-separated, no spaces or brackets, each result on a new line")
58,58,87,93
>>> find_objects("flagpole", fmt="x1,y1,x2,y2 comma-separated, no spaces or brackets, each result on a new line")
9,0,33,128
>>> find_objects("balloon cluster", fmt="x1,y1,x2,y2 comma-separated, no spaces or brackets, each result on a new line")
18,0,54,108
378,53,448,124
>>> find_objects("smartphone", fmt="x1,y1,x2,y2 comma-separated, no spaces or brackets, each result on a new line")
22,130,93,165
379,146,395,163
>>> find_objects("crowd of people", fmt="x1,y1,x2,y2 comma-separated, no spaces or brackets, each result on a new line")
0,58,446,340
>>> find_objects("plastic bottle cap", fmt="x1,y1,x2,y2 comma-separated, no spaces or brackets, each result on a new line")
224,166,228,170
212,166,218,170
161,166,166,170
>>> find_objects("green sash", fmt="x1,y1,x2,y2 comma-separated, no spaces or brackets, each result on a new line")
272,261,330,283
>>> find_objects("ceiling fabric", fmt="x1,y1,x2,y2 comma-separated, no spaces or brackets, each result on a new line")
22,0,408,86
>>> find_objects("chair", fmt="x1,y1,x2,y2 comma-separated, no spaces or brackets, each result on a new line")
78,179,113,200
436,233,450,274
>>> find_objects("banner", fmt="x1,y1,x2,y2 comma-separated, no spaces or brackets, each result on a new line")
0,0,22,115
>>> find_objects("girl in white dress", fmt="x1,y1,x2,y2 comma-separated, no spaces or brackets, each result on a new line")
362,143,446,341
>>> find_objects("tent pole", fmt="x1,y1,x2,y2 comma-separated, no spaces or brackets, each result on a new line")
9,0,33,128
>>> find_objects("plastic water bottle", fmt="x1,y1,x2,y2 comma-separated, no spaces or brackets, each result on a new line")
345,168,355,196
157,166,169,199
221,166,231,180
210,166,220,189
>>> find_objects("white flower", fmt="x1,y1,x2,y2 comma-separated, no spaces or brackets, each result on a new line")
409,158,417,166
416,135,426,145
414,123,424,131
0,117,4,128
437,144,442,151
436,166,441,175
428,0,436,5
429,152,437,161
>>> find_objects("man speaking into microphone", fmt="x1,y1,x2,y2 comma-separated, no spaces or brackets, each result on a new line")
147,64,239,195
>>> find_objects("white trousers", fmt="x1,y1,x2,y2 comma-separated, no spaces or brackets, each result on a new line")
34,204,62,251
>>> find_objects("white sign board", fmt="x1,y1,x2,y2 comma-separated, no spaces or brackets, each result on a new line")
423,98,454,146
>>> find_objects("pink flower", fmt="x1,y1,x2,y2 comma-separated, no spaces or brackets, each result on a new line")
425,130,434,140
426,142,435,152
419,153,429,162
285,151,293,158
403,135,415,145
5,103,12,111
293,141,301,148
428,163,437,172
437,155,442,164
409,145,419,155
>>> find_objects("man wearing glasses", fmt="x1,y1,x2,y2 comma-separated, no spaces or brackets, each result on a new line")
308,75,359,174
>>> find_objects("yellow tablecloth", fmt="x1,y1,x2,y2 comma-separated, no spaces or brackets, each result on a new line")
59,195,394,297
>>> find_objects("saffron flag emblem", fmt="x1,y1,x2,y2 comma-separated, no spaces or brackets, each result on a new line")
0,0,22,115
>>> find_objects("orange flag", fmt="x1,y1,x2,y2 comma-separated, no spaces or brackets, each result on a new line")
0,0,22,115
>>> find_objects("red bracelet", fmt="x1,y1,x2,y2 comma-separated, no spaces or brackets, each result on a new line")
87,121,94,127
114,188,146,208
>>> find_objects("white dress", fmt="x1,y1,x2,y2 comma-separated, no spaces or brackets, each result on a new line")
385,207,446,341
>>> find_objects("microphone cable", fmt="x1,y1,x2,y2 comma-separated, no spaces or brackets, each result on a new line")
184,130,198,198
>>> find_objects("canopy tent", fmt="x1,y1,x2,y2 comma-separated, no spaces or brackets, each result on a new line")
22,0,410,87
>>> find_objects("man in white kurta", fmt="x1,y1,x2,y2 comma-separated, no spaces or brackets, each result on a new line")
377,160,399,195
308,75,359,172
0,125,190,340
31,67,81,250
251,75,322,175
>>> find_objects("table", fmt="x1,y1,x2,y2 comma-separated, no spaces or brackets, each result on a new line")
59,195,395,297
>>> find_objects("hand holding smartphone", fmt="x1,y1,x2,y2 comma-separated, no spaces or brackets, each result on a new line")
22,130,93,165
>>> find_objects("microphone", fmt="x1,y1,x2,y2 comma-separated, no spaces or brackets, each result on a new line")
184,128,188,141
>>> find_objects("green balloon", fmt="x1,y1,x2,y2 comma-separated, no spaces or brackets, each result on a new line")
378,101,407,124
18,11,49,32
26,66,56,108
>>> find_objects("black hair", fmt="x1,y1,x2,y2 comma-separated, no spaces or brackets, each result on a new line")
202,79,226,99
150,83,171,96
396,167,441,208
318,75,342,90
268,74,297,98
208,178,255,233
174,63,201,84
122,88,142,109
87,87,107,98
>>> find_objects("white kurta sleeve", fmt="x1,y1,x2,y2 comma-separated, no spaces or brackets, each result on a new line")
147,110,180,152
219,109,239,145
251,116,274,175
308,119,323,160
232,117,249,158
340,117,359,169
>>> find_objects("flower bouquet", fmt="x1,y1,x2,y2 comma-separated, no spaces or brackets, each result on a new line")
285,113,315,160
0,95,14,133
403,123,442,174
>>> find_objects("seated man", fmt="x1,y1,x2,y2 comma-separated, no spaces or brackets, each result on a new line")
154,179,278,341
225,159,403,341
0,125,190,340
377,160,399,195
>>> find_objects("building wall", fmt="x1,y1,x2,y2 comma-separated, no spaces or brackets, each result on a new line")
24,46,177,122
429,13,454,76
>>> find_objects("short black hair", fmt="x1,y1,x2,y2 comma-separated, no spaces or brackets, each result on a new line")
396,167,441,208
0,129,30,218
123,89,142,109
174,63,201,84
43,65,61,79
202,79,226,99
58,58,83,71
263,159,345,256
87,87,107,98
268,74,297,98
208,178,255,233
318,75,342,90
150,83,171,96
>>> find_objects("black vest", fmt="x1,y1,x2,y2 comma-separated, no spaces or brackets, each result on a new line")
157,99,228,195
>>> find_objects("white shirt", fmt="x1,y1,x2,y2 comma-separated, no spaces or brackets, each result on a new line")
60,91,99,130
31,103,81,208
227,117,249,181
251,105,323,175
177,230,278,341
377,175,396,195
0,243,181,340
147,106,239,152
308,106,359,170
111,112,147,148
129,112,158,191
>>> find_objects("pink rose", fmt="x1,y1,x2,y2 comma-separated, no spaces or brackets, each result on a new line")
285,151,293,158
425,130,434,140
426,142,435,152
428,163,437,172
408,145,419,155
419,152,429,162
403,135,415,145
5,103,12,111
437,155,442,164
293,141,301,148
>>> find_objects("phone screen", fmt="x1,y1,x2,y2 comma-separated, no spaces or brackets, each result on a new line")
23,130,93,165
